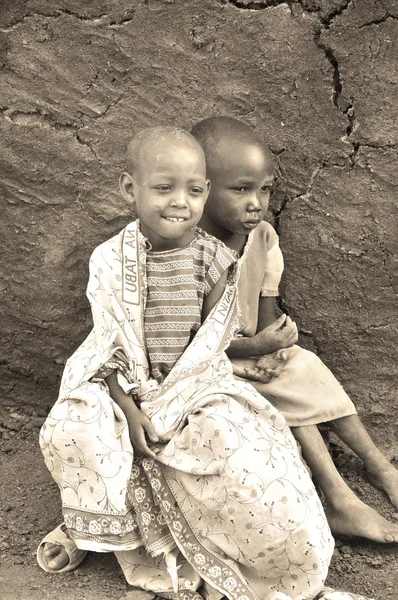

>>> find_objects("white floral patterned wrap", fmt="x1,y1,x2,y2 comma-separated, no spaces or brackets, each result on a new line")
40,220,372,600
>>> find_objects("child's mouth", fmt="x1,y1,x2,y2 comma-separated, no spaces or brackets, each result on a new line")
243,220,260,229
163,216,188,222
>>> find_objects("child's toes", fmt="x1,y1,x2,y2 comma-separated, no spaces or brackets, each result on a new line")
44,543,62,558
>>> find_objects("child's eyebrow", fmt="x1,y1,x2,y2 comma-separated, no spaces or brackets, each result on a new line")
149,173,206,183
230,177,274,185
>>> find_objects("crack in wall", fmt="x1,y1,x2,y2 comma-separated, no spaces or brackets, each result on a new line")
318,0,352,28
273,160,327,326
312,25,361,169
0,8,138,31
5,108,104,164
221,0,353,27
273,160,328,228
4,103,125,165
378,241,396,293
6,109,78,132
313,28,342,109
75,129,102,164
217,0,290,10
293,0,353,27
215,0,390,175
359,13,398,28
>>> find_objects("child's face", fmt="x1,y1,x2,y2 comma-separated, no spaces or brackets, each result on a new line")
121,141,210,251
204,142,274,238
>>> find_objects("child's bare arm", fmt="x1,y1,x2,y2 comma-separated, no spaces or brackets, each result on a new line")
256,296,278,330
105,371,158,459
226,315,295,357
226,296,298,359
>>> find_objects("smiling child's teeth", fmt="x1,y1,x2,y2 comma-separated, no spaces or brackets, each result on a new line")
167,217,185,222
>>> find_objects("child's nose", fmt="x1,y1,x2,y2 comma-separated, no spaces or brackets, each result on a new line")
171,189,188,208
247,193,262,212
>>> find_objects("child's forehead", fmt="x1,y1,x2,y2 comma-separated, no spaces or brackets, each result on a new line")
136,140,206,178
211,140,274,178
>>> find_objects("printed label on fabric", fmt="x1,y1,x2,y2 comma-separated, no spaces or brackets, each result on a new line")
122,227,140,305
212,285,235,325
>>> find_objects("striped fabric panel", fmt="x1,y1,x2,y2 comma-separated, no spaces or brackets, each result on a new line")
143,235,235,382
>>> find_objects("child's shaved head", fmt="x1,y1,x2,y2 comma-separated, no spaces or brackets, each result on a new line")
191,116,272,166
126,126,204,176
192,117,275,245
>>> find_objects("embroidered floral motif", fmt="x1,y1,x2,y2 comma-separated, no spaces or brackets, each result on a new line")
131,466,140,479
141,512,152,526
224,578,237,590
150,478,161,491
110,522,122,535
135,488,146,503
194,554,206,565
89,520,101,534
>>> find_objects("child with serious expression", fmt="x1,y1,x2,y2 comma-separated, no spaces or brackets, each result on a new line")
193,115,398,545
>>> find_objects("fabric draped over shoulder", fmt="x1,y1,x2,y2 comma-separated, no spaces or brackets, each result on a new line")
40,219,358,600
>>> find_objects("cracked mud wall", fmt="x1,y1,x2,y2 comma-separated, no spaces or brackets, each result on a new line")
1,0,397,453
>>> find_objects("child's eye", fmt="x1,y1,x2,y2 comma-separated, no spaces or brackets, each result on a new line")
260,185,272,193
232,186,248,193
154,185,171,192
190,187,204,195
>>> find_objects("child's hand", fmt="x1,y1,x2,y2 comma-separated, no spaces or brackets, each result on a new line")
127,408,159,460
244,349,289,383
254,314,298,354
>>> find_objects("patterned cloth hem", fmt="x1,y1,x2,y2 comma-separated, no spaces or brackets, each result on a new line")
72,533,144,552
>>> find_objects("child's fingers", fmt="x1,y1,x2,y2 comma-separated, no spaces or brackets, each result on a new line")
282,318,296,335
244,367,272,383
272,314,287,331
143,419,159,443
266,367,282,379
142,446,158,460
232,365,247,378
134,431,158,459
279,321,298,346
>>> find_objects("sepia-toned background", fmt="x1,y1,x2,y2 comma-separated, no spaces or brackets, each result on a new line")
1,1,397,450
1,2,398,599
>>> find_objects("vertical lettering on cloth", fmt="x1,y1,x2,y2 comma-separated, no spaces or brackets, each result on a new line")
213,285,235,324
122,226,140,305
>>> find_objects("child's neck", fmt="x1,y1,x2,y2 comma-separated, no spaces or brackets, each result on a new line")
138,221,196,252
199,215,247,255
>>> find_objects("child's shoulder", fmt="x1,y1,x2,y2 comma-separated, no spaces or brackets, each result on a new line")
252,220,279,251
194,227,237,259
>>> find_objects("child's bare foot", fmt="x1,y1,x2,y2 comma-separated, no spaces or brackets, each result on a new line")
366,462,398,509
325,497,398,543
42,543,70,570
37,523,87,572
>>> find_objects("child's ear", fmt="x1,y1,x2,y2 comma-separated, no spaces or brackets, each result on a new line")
119,172,135,208
204,179,211,203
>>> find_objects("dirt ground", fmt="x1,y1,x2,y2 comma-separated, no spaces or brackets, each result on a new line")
1,408,398,600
